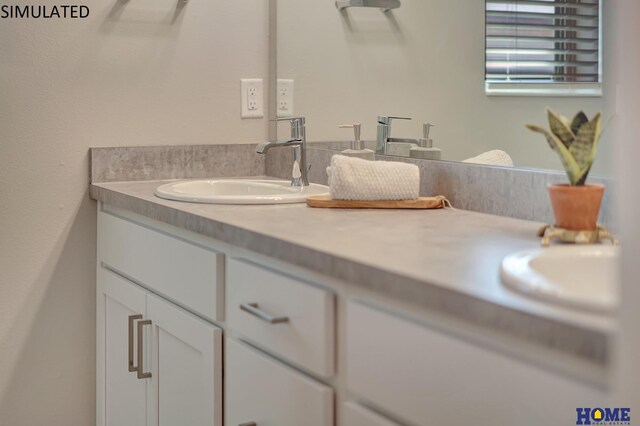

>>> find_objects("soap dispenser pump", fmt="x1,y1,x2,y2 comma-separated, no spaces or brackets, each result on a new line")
338,123,375,160
410,123,442,160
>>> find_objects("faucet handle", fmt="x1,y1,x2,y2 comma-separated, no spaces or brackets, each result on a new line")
273,116,306,126
377,116,411,125
274,117,306,140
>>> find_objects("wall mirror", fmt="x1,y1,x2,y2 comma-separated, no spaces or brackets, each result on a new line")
273,0,614,176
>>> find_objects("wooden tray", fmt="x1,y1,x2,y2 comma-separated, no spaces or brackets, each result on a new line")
306,195,450,209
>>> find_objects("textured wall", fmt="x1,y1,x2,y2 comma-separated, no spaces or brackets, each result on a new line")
0,1,268,424
277,0,615,176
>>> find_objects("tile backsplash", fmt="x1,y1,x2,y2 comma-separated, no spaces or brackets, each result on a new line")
266,146,616,228
90,144,265,183
90,143,615,228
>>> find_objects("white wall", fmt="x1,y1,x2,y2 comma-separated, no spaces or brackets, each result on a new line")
0,1,268,424
278,0,614,175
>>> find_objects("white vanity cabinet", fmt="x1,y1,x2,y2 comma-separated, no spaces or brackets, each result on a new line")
97,208,225,322
95,202,609,426
97,267,223,426
96,208,223,426
225,339,334,426
97,266,223,426
225,258,336,426
345,301,608,426
97,266,148,426
226,258,335,378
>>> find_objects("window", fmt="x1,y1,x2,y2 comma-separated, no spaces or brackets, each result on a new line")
485,0,602,96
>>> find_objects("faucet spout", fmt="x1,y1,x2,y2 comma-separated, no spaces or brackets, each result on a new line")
256,139,302,154
255,141,271,154
255,116,309,187
387,137,419,145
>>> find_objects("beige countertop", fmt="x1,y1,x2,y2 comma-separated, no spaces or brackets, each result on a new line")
90,179,616,371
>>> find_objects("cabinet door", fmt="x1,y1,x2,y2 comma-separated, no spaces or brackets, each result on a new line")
97,267,148,426
146,294,223,426
226,338,334,426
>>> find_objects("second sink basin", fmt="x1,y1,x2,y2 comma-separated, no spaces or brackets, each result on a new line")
155,179,329,205
500,244,620,313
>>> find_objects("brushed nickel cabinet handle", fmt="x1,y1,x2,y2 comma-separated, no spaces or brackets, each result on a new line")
240,303,289,324
128,314,143,372
137,319,152,379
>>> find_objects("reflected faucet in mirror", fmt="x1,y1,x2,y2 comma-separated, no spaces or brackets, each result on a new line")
376,116,419,155
256,117,310,187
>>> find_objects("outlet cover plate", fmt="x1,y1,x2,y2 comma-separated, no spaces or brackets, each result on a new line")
277,79,294,118
241,79,264,118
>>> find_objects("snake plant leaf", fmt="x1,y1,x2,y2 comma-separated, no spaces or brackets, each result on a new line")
559,112,572,128
547,109,575,148
576,166,591,186
570,112,602,184
526,124,582,184
570,111,589,136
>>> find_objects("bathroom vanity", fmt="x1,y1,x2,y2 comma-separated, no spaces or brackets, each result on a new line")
91,174,615,426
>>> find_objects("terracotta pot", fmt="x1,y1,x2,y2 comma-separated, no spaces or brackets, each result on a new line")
547,184,604,231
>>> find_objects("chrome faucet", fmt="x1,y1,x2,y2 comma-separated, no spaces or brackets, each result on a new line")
256,117,309,187
376,116,419,154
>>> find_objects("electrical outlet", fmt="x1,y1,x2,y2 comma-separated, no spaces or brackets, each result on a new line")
277,79,294,117
241,79,263,118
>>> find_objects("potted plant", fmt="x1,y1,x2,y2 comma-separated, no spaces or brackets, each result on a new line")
526,109,604,231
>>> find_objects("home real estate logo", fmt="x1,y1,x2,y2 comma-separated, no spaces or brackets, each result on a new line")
576,408,631,425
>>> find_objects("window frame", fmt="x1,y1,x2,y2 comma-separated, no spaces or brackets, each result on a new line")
484,0,603,97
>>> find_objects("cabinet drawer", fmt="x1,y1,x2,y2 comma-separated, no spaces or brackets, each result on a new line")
346,301,606,426
343,402,401,426
227,258,335,377
98,211,224,321
226,339,333,426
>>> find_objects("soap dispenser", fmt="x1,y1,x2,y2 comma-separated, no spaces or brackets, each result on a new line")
338,124,375,160
410,123,442,160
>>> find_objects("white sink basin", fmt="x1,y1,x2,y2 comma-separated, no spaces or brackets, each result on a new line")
155,179,329,205
500,245,619,313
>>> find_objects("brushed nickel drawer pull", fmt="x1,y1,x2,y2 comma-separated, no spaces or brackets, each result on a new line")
240,303,289,324
137,319,152,379
128,314,143,372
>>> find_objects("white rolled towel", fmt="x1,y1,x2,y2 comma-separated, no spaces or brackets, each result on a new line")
326,155,420,201
462,149,514,167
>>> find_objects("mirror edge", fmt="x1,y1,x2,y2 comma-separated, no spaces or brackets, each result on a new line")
268,0,278,141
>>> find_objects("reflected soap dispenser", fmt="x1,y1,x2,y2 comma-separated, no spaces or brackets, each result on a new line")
338,123,375,160
410,123,442,160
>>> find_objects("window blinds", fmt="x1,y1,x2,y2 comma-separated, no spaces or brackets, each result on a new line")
485,0,601,85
